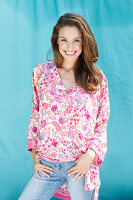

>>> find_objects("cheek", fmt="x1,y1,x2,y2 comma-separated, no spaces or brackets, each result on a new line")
58,44,63,53
77,45,82,53
58,45,65,57
77,42,82,50
59,44,65,51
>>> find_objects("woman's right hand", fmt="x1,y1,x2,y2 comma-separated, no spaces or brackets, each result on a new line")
32,148,54,179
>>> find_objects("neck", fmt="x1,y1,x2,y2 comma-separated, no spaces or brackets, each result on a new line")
61,59,77,72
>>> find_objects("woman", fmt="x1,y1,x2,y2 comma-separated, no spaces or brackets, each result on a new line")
19,13,110,200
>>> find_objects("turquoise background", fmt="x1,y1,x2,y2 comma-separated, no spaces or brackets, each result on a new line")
0,0,133,199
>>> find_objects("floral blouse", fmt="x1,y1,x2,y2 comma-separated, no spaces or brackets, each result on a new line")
27,60,110,200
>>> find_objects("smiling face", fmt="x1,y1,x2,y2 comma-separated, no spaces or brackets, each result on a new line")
57,26,82,64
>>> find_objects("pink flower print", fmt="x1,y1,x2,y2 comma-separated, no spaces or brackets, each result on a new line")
96,94,100,103
66,105,73,113
63,140,68,146
41,120,46,128
81,150,85,154
42,103,49,110
82,124,87,131
33,85,37,93
59,117,65,125
79,133,83,141
51,105,57,112
58,89,63,92
32,126,38,133
51,121,62,131
73,142,79,150
75,95,83,105
54,95,63,103
85,138,91,144
52,139,58,147
92,171,95,175
65,89,73,94
90,94,97,107
38,71,44,80
100,87,104,98
102,118,108,124
51,152,57,157
85,111,90,120
35,104,39,112
68,132,74,139
50,90,56,96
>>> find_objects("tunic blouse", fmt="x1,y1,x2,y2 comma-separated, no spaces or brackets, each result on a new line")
27,60,110,200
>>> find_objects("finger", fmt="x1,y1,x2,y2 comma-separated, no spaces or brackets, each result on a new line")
35,170,42,179
72,172,82,181
68,166,78,173
36,155,39,160
77,172,85,179
39,163,54,171
40,168,53,174
35,166,53,174
68,169,80,176
39,170,50,178
39,168,54,174
37,164,54,172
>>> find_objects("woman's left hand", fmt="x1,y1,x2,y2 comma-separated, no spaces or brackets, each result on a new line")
68,150,95,181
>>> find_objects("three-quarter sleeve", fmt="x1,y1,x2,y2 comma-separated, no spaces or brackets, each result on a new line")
89,72,110,166
27,66,40,152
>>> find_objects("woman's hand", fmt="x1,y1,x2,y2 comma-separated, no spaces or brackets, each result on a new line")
32,148,54,179
68,149,95,181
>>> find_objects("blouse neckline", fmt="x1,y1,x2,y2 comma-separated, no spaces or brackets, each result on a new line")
52,61,78,91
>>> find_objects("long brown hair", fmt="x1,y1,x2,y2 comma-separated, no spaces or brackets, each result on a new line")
47,13,103,94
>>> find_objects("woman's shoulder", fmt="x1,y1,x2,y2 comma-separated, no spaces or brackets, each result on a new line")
32,60,55,82
32,61,56,80
33,60,55,72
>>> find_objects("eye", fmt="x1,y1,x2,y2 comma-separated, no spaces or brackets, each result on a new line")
61,39,67,42
74,39,80,42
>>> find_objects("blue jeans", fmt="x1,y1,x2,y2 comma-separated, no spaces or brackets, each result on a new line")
18,157,95,200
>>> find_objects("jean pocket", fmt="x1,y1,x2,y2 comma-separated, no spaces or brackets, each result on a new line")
39,157,50,165
39,158,49,166
39,157,44,163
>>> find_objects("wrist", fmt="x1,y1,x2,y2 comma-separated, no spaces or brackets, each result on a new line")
32,148,37,154
86,149,96,159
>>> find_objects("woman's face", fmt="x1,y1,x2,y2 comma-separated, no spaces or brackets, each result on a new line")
57,26,82,63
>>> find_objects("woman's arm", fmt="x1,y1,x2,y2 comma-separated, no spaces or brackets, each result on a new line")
27,66,40,152
32,148,40,165
85,148,96,159
88,72,110,166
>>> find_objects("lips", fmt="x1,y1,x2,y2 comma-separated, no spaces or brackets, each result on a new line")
64,51,76,55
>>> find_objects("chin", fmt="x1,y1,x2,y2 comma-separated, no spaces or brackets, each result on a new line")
63,56,78,63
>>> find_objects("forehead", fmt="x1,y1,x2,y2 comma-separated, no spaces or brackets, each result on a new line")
58,26,82,38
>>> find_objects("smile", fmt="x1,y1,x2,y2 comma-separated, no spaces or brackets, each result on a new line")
64,51,76,55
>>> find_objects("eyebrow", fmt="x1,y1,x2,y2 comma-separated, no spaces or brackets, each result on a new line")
59,37,82,39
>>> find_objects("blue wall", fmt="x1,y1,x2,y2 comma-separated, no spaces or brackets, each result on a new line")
0,0,133,199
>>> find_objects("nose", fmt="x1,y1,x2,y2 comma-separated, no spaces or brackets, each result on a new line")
67,42,73,50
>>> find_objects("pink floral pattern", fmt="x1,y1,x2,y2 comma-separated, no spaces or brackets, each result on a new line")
27,60,110,200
